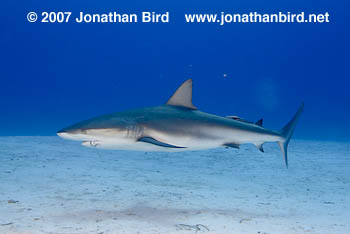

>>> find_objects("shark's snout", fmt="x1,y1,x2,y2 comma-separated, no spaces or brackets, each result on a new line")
57,129,76,140
57,128,88,141
57,130,69,138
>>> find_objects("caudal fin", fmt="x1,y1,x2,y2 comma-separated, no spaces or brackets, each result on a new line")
278,103,304,168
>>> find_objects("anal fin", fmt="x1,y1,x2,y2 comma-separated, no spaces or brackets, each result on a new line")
137,136,186,148
256,143,264,152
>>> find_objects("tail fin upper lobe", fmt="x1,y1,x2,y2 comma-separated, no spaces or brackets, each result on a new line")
278,103,304,168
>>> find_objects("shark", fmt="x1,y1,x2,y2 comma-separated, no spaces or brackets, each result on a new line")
57,79,303,167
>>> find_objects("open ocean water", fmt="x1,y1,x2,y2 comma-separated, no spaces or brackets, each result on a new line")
1,0,350,233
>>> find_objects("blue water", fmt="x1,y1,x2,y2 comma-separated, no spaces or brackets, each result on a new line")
1,2,350,233
1,1,349,139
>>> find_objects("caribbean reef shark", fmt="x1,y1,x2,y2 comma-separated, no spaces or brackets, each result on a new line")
57,79,303,167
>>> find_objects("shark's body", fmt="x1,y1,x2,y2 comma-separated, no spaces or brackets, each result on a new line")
58,79,303,167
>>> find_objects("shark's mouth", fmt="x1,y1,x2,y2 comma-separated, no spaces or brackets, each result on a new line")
82,140,100,147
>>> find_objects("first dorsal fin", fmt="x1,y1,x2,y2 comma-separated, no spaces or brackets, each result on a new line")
166,79,197,110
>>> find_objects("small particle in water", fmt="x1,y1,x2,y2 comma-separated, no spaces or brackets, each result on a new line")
175,224,209,232
8,200,19,204
223,73,228,78
239,218,252,223
1,222,13,226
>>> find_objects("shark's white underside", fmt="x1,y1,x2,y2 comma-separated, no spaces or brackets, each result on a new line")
58,123,283,152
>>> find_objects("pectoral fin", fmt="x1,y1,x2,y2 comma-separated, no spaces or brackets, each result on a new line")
137,137,186,148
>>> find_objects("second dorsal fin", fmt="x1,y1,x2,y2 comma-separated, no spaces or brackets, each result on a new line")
255,119,263,127
166,79,197,110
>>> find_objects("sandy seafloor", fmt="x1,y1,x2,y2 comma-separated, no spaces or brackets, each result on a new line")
0,137,349,234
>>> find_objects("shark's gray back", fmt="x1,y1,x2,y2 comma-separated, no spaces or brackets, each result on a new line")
110,105,277,139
